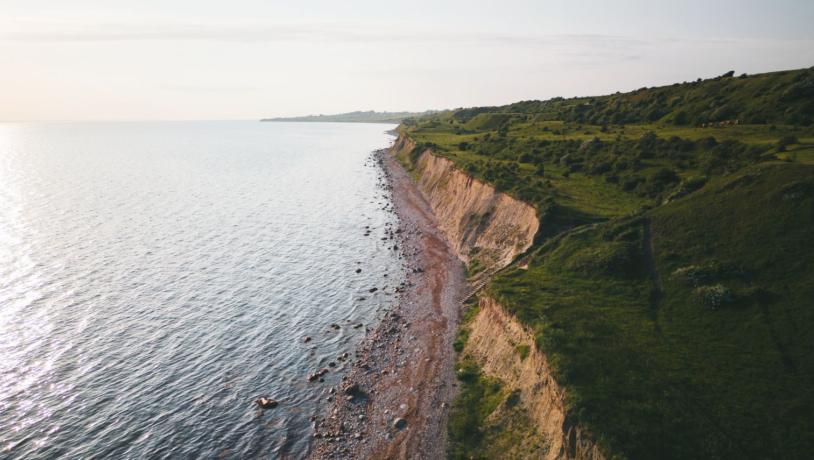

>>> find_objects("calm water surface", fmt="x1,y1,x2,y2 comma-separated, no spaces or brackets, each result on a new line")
0,121,401,458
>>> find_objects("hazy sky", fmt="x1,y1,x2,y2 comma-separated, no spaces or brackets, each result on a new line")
1,0,813,121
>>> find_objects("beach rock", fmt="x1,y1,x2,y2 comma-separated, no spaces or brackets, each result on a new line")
343,383,360,395
255,397,278,409
393,417,407,430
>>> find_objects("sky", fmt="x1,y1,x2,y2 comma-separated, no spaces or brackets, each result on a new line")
1,0,813,121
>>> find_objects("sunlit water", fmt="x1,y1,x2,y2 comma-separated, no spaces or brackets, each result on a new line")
0,121,401,458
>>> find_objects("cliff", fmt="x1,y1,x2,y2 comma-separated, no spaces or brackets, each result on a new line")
390,133,605,459
391,134,539,274
464,296,605,460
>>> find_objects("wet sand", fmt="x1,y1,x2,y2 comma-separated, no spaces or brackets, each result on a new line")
308,148,467,459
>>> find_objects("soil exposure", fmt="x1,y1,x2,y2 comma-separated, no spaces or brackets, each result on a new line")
308,148,468,459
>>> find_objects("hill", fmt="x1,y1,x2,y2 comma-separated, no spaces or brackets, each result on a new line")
396,67,814,459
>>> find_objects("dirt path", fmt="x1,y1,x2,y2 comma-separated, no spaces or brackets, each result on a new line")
641,218,663,332
308,149,467,459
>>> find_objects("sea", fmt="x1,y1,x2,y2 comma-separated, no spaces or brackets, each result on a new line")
0,121,401,458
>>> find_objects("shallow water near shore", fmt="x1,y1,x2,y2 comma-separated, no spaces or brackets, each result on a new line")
0,121,401,458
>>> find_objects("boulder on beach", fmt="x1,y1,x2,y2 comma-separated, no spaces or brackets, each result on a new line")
255,397,278,409
343,382,361,395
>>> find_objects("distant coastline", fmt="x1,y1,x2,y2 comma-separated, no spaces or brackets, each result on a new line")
261,110,435,124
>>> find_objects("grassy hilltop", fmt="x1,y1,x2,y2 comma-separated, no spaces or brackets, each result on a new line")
398,67,814,459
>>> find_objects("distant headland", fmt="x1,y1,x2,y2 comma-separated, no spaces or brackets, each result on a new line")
261,110,436,124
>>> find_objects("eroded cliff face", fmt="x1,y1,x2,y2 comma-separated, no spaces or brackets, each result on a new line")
391,134,538,274
391,133,603,459
465,296,606,460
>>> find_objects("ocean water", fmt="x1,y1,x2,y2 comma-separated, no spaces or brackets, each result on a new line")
0,121,401,458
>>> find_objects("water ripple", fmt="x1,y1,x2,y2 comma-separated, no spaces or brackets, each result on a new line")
0,121,399,459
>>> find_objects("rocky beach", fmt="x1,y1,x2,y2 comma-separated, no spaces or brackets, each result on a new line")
308,147,468,459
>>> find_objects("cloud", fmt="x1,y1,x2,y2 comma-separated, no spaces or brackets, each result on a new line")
0,18,651,51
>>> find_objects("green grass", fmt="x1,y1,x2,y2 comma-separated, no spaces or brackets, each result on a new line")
449,356,549,459
488,162,814,458
401,72,814,245
437,67,814,127
404,67,814,459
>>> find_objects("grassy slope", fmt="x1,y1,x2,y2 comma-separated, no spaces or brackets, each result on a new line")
491,162,814,458
449,304,548,460
429,68,814,459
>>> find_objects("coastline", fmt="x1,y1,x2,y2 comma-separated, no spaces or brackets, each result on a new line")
308,147,467,458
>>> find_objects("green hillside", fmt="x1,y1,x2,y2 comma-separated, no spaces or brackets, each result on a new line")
449,68,814,126
491,162,814,458
400,68,814,459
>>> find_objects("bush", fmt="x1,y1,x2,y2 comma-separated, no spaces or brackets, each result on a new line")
694,284,734,309
672,265,713,286
565,241,641,278
777,136,799,151
515,344,531,360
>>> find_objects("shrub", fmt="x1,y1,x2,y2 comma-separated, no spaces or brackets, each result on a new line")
565,241,641,278
515,344,531,360
672,265,712,286
778,135,799,150
695,284,734,309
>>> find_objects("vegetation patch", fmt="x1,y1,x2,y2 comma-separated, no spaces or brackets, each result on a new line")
448,356,547,460
401,67,814,459
487,162,814,459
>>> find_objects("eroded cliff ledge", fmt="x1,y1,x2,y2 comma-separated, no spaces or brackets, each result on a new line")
390,133,606,459
465,296,605,460
391,134,538,275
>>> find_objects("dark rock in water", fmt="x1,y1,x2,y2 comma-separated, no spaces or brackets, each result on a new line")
256,397,278,409
353,323,363,329
355,268,362,273
368,287,378,293
328,362,336,367
330,323,340,330
303,336,312,343
393,417,407,430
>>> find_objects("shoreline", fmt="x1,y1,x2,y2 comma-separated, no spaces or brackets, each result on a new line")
308,147,467,458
